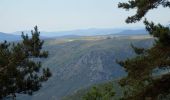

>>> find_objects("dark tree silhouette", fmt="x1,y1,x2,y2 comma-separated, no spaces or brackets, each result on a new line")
118,0,170,23
117,0,170,100
0,26,51,99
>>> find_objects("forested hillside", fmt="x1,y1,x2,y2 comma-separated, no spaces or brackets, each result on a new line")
16,35,153,100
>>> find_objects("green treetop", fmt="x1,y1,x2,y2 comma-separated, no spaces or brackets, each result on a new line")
117,0,170,100
0,26,51,99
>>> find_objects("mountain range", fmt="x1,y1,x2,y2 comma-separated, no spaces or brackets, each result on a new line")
0,32,20,42
1,28,151,100
15,35,153,100
0,28,148,42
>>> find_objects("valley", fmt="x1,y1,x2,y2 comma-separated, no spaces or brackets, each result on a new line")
15,35,153,100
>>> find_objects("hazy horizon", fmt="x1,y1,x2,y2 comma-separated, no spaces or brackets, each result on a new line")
1,26,145,34
1,0,170,33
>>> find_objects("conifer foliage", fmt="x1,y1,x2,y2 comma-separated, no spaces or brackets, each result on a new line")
0,26,51,99
118,0,170,23
117,0,170,100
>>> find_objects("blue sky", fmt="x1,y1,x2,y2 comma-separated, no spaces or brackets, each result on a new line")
0,0,170,32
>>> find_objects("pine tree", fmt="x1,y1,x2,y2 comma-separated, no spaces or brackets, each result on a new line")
117,0,170,100
0,26,51,99
83,85,115,100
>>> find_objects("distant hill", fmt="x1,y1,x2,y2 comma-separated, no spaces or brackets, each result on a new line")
12,28,122,37
0,32,47,42
1,28,148,42
11,28,147,38
114,29,148,35
0,32,20,42
16,35,153,100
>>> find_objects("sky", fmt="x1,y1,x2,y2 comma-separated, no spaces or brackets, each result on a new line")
0,0,170,33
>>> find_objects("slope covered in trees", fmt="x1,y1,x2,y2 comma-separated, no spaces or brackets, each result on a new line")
13,35,153,100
